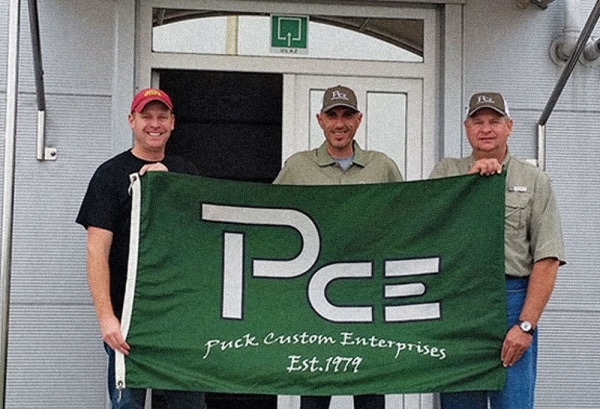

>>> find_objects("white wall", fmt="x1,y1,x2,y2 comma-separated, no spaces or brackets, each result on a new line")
1,1,120,407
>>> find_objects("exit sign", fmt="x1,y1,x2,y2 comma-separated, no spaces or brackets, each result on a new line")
271,15,308,54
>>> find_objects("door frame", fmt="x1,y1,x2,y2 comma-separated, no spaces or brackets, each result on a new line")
136,0,444,177
127,1,464,408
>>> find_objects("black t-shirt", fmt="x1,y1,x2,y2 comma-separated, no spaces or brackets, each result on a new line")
76,150,198,319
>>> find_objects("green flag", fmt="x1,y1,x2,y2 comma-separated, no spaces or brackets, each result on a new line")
116,171,506,395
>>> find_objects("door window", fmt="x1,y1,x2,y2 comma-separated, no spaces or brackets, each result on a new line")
152,12,423,63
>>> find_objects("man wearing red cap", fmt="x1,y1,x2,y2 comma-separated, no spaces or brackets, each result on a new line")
77,88,206,408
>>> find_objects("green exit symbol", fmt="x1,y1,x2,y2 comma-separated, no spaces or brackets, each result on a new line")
271,15,308,54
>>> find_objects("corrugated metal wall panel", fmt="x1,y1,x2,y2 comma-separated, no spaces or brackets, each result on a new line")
536,311,600,408
537,112,600,407
5,305,107,409
14,1,114,95
4,92,113,407
545,111,600,310
464,2,600,112
2,1,116,407
9,94,114,305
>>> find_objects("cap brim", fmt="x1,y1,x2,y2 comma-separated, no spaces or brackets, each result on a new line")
321,103,359,113
468,105,507,117
132,98,173,113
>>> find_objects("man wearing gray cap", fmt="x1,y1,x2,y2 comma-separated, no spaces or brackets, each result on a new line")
274,85,402,185
430,92,566,409
274,85,402,409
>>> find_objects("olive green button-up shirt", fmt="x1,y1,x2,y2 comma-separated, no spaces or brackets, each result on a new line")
274,141,403,185
429,152,566,277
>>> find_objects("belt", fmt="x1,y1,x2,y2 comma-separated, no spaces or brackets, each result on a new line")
505,275,528,280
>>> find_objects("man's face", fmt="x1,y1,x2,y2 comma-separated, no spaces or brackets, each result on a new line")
317,107,363,158
128,101,175,154
464,108,512,159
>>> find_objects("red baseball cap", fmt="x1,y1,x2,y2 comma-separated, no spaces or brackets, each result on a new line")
130,88,173,113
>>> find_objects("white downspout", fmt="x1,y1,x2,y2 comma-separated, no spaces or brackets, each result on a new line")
1,0,21,407
550,0,581,64
550,0,600,66
539,0,600,169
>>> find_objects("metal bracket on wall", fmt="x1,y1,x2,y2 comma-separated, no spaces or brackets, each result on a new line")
35,110,57,161
38,147,58,161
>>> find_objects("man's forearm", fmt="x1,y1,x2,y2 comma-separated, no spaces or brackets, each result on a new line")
519,257,559,327
86,227,116,325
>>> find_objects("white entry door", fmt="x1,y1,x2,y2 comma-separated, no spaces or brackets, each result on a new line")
282,74,424,181
278,75,435,409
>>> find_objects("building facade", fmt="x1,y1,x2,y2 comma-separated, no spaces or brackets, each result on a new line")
0,0,598,408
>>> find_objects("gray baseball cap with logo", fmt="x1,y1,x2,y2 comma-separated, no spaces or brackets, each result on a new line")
466,92,511,118
321,85,359,113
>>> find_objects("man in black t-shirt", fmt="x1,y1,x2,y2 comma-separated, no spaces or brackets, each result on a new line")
76,88,205,409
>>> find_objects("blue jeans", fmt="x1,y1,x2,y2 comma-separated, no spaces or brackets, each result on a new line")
300,395,384,409
440,277,537,409
105,344,206,409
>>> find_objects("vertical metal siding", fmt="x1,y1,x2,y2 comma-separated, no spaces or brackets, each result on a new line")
4,94,114,408
2,1,116,407
6,306,107,408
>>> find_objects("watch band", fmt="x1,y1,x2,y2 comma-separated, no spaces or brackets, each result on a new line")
517,320,535,335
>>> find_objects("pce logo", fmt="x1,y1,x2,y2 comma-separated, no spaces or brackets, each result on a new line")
202,204,440,324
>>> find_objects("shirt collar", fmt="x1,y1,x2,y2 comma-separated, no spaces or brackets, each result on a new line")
316,141,366,167
468,148,512,168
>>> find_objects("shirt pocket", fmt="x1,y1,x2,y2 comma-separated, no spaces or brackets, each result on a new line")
505,191,531,235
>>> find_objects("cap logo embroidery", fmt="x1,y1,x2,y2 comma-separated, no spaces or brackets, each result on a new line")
477,95,495,105
144,89,162,98
331,91,350,101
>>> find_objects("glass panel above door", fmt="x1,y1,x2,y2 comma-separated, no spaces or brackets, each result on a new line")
152,10,423,63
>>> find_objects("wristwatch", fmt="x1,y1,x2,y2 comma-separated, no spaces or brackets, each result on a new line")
517,320,535,335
